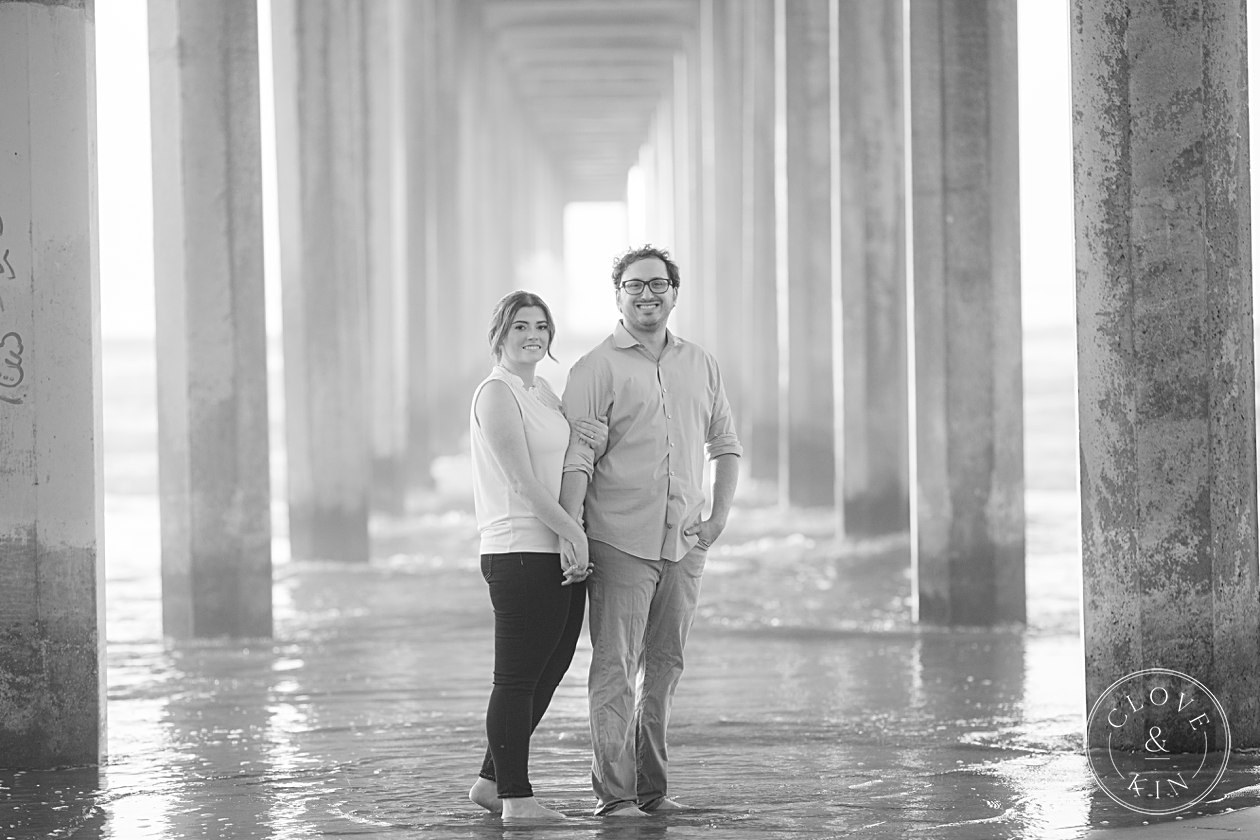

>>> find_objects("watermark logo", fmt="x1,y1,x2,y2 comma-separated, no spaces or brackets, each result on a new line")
1086,668,1231,816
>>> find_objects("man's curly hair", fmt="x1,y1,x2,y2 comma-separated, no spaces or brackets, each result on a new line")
610,244,681,289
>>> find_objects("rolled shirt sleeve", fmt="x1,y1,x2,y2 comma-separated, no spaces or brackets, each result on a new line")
705,356,743,461
561,359,605,479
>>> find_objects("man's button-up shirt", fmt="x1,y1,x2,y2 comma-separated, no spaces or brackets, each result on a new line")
562,322,742,562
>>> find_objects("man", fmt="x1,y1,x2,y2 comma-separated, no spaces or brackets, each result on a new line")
560,245,741,816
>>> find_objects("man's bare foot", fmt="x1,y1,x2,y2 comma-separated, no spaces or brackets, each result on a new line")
502,797,567,820
601,804,649,817
468,777,501,813
643,797,688,812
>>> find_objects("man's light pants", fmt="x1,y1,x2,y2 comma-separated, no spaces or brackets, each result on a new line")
587,539,707,814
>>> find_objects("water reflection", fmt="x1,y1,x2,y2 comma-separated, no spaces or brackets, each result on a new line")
13,528,1255,839
0,765,104,839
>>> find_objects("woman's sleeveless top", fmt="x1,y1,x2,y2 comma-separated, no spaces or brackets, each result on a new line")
470,365,569,554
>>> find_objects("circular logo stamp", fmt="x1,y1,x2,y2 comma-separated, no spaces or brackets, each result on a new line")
1086,668,1231,815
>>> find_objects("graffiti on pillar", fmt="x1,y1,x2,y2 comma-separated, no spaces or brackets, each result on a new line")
0,213,11,312
0,214,22,404
0,332,22,403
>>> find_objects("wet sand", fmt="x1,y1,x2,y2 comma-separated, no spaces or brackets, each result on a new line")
4,331,1259,839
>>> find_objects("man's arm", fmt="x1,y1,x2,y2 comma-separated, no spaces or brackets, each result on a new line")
687,355,743,549
686,453,739,549
708,453,739,529
559,469,589,521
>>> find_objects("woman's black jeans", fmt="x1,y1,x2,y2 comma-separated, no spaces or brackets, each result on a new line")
478,551,586,799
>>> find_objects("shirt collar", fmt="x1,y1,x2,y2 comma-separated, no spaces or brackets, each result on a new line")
614,320,682,351
494,363,536,391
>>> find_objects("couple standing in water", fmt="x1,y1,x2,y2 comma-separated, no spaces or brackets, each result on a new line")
466,245,742,819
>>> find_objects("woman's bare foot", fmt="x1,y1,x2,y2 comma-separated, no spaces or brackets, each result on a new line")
604,804,650,817
469,777,502,813
501,797,567,820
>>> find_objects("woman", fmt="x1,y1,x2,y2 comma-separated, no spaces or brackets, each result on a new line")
466,290,606,821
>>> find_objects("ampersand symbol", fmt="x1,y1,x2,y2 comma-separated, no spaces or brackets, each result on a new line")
1145,726,1170,753
0,332,24,388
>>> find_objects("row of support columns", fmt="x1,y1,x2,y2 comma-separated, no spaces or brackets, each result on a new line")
267,0,567,573
638,0,1259,734
641,0,1019,622
645,1,916,532
4,0,1260,765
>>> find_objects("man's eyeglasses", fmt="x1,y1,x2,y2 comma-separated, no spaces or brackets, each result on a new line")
619,279,675,295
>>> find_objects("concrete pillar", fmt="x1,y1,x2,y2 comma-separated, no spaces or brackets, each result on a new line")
455,0,483,345
835,0,909,536
454,0,499,415
775,0,836,508
668,52,702,340
485,54,521,298
908,0,1024,625
272,0,372,562
149,0,273,637
400,0,438,484
0,0,104,766
659,103,676,247
700,0,745,422
1073,0,1260,742
514,137,565,302
742,0,779,483
414,0,466,456
365,0,408,514
649,100,677,248
511,116,565,305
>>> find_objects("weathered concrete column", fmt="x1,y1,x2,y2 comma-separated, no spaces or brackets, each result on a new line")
0,0,104,766
742,0,779,483
364,0,408,514
149,0,273,637
908,0,1024,625
835,0,909,536
669,51,703,341
485,51,522,297
272,0,371,561
700,0,745,424
454,0,502,417
1073,0,1260,742
648,98,677,248
455,0,487,355
775,0,836,508
511,137,565,302
400,0,448,483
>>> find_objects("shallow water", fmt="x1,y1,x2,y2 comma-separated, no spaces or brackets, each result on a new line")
6,334,1259,839
7,514,1260,840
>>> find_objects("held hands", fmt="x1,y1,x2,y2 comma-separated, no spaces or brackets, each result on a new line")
683,516,725,551
560,533,593,585
570,416,609,458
